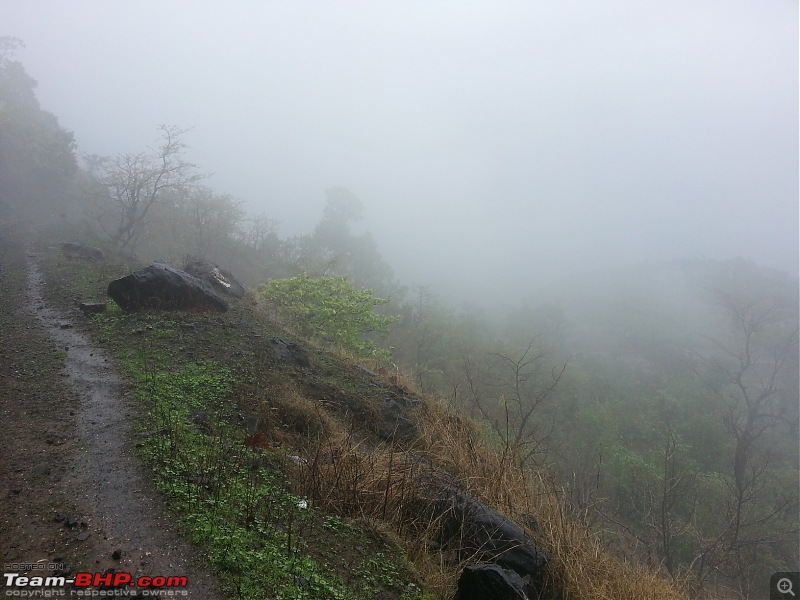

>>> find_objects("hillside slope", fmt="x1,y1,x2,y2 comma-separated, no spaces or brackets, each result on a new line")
1,225,694,600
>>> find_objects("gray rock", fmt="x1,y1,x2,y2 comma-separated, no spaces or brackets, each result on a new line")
107,262,228,312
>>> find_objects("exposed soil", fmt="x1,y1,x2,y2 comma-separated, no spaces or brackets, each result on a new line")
0,234,219,598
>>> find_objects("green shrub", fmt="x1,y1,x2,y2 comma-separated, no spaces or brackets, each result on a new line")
258,274,398,360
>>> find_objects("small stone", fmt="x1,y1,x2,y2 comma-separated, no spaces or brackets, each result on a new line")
112,549,122,560
76,532,90,542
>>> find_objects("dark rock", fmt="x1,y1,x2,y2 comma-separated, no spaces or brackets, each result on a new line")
79,302,106,316
184,258,246,298
375,397,417,442
60,242,105,261
111,549,122,561
375,386,422,442
271,337,312,368
457,564,528,600
419,475,547,581
107,262,228,312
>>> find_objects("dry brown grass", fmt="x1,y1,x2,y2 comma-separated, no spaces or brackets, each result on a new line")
250,379,339,447
415,400,693,600
249,353,693,600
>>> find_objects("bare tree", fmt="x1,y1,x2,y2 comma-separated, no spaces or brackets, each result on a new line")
465,338,569,468
94,125,203,255
689,293,799,596
247,213,280,253
182,186,245,259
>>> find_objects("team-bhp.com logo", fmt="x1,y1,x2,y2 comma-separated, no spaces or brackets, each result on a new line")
4,571,189,596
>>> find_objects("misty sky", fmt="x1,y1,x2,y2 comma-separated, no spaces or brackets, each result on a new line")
4,1,798,304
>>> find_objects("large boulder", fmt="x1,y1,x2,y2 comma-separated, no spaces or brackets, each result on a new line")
107,262,228,312
184,258,246,298
456,564,528,600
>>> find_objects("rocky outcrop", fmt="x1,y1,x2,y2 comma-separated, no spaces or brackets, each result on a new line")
184,258,246,298
107,262,228,312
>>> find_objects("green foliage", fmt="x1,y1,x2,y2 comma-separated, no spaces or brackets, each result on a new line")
259,274,399,360
98,341,427,599
124,357,356,599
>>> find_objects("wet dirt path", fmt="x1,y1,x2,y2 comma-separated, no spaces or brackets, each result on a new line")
25,251,220,598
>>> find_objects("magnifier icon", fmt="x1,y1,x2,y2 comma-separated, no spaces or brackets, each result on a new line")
778,577,796,597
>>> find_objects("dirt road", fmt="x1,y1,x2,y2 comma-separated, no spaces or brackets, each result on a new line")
0,235,218,598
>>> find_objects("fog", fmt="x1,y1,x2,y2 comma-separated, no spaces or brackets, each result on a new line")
5,0,798,304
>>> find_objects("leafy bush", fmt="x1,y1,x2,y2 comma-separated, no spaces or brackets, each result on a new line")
258,274,399,360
